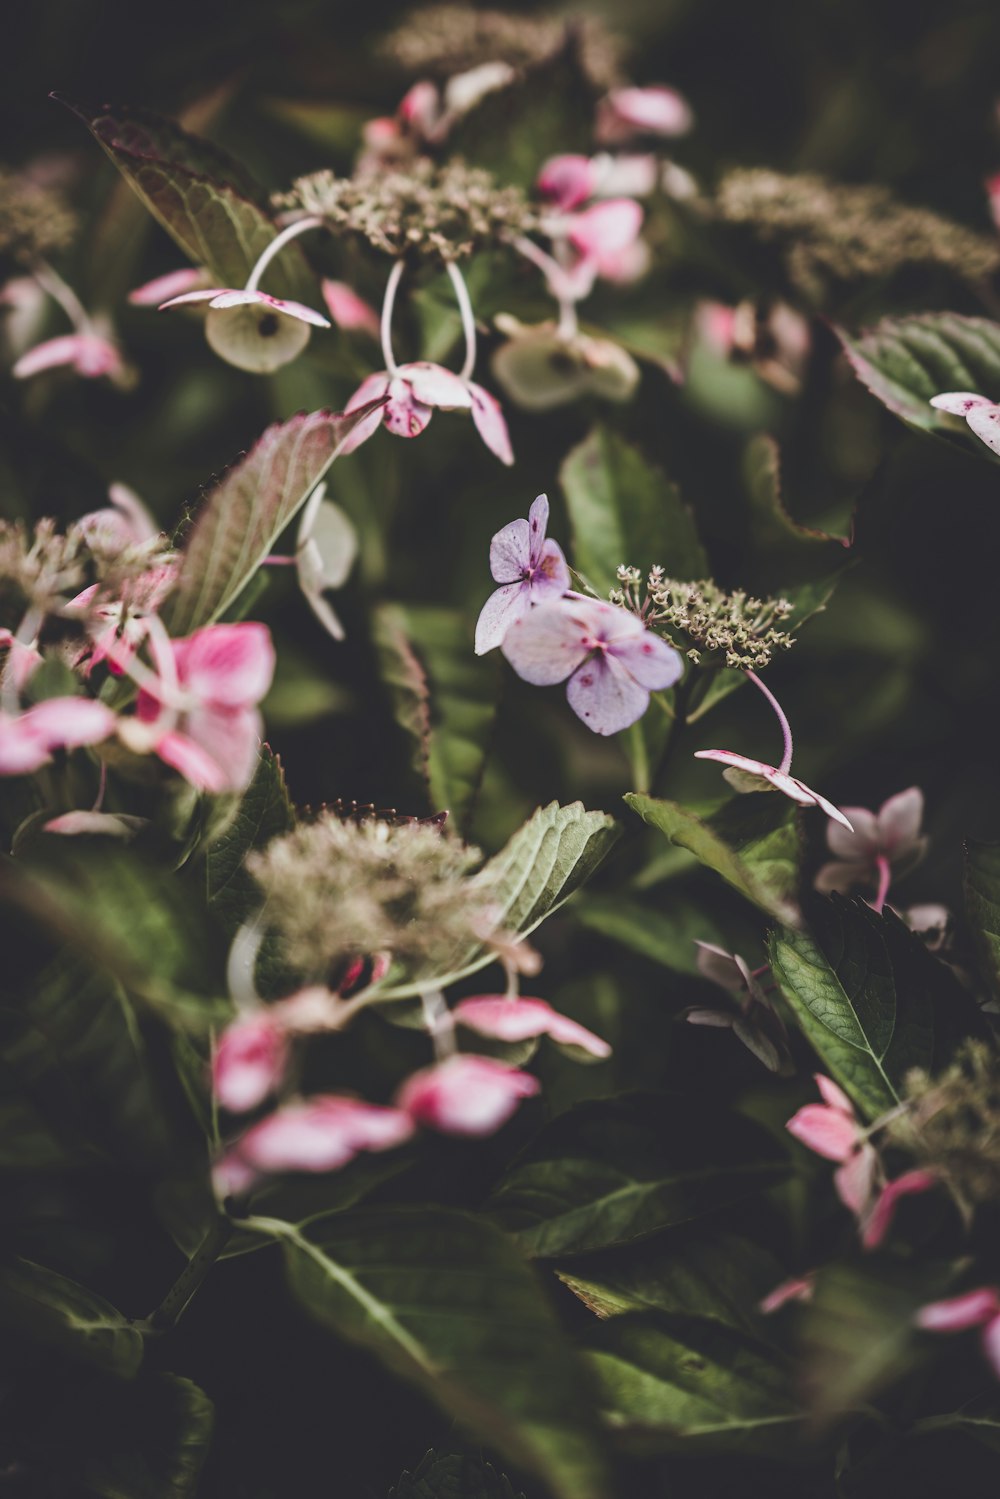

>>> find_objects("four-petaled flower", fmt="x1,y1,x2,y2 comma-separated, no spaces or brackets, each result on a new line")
159,287,330,374
694,749,854,831
341,360,513,465
815,786,927,903
930,391,1000,457
475,494,569,654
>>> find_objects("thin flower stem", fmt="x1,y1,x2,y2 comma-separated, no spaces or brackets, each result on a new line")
33,260,92,334
380,259,406,377
421,989,455,1061
510,234,579,340
139,1215,233,1333
873,854,892,914
244,215,325,293
445,260,477,381
90,759,107,813
745,669,794,774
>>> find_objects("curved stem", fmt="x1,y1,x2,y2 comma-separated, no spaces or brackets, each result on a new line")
140,1215,233,1333
380,259,406,377
421,989,455,1061
872,854,892,915
745,670,794,774
445,260,477,381
33,260,92,334
509,234,579,340
244,215,325,293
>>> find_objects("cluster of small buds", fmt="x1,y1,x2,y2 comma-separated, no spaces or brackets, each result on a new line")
378,6,623,90
0,164,77,266
274,161,538,265
612,565,795,669
0,517,90,617
889,1043,1000,1212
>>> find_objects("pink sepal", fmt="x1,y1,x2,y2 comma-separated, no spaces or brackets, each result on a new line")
915,1287,1000,1332
453,995,611,1058
861,1168,938,1250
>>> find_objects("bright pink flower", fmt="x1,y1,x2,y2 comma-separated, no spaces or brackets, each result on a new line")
475,494,570,654
595,85,693,143
396,1055,540,1136
759,1274,815,1314
502,595,683,736
341,360,513,465
213,1015,289,1113
320,280,380,338
930,391,1000,457
227,1095,414,1175
453,996,611,1058
537,154,596,211
786,1074,878,1217
861,1169,938,1251
915,1287,1000,1379
567,199,645,282
69,561,177,677
128,267,211,306
815,786,927,901
13,331,125,381
694,749,854,831
125,622,275,793
0,697,116,775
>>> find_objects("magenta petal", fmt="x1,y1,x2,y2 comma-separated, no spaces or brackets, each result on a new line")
384,377,434,438
397,1055,539,1136
861,1168,937,1250
475,581,530,655
608,625,684,691
453,996,611,1058
213,1015,288,1113
130,267,208,306
401,361,473,409
916,1288,1000,1332
489,517,531,583
786,1103,857,1161
566,652,650,735
501,599,594,686
178,622,275,708
467,381,514,464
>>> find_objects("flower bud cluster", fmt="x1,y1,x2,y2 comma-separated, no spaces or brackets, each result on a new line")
0,165,77,266
611,564,795,669
891,1042,1000,1209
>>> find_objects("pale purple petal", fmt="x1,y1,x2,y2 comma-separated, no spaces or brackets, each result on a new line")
534,539,571,597
876,787,924,854
453,995,611,1058
475,581,530,655
607,626,684,691
916,1288,1000,1332
695,942,744,992
929,391,992,415
320,280,380,337
401,361,473,409
489,517,532,583
965,403,1000,456
826,807,877,858
566,652,650,735
501,599,596,685
526,494,550,565
467,381,514,464
384,376,434,438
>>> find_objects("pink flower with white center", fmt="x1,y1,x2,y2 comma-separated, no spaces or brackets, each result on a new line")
815,787,927,909
13,330,126,381
915,1287,1000,1379
219,1095,414,1188
320,280,380,339
930,391,1000,457
213,1014,289,1114
475,494,570,654
0,697,116,776
452,996,611,1059
397,1055,540,1136
121,621,275,794
595,85,693,144
502,595,683,736
686,942,792,1074
128,267,212,306
786,1074,879,1217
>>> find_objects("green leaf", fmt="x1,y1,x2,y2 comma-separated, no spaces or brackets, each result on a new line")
964,838,1000,994
584,1311,799,1453
561,426,708,598
557,1230,783,1335
390,1449,525,1499
167,405,377,634
58,97,313,298
743,434,852,590
837,312,1000,437
204,745,294,934
799,1261,926,1424
373,604,499,833
572,892,729,975
81,1373,215,1498
0,1257,143,1378
768,897,937,1120
272,1206,611,1499
624,792,801,925
486,1094,788,1258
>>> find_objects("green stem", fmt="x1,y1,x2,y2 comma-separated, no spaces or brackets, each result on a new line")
140,1215,233,1333
648,674,693,801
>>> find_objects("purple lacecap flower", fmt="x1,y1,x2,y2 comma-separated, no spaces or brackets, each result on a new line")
501,594,684,736
475,494,569,654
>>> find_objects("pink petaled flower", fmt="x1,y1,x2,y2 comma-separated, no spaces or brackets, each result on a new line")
340,360,513,465
396,1055,540,1136
159,287,330,375
128,267,211,306
915,1287,1000,1379
475,494,569,654
502,595,683,736
759,1273,816,1314
320,280,380,339
786,1074,878,1217
686,942,792,1074
930,391,1000,457
595,85,694,144
860,1169,938,1251
213,1014,289,1114
694,749,854,831
452,996,611,1059
0,697,116,776
121,621,275,794
566,199,647,283
815,786,927,906
222,1095,414,1183
69,561,177,677
13,331,125,381
538,154,597,211
0,630,42,693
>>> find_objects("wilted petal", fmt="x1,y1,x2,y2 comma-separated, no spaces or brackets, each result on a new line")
695,942,744,992
475,581,530,655
384,376,434,438
467,381,514,465
213,1015,288,1113
501,598,595,685
397,1055,539,1136
341,372,392,452
566,652,650,734
786,1103,857,1161
402,361,473,409
731,1014,783,1072
965,403,1000,456
453,995,611,1058
861,1168,937,1250
177,622,275,708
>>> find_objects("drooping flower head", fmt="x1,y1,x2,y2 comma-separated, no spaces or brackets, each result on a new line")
159,287,330,374
475,494,569,654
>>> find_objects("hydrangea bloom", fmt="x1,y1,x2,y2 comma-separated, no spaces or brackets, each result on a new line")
475,494,569,654
502,595,683,735
396,1055,539,1136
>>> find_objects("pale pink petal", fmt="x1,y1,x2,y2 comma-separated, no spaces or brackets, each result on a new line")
566,652,650,735
398,80,441,133
129,267,209,306
786,1103,857,1161
0,713,51,775
159,288,229,310
915,1288,1000,1332
340,372,391,453
238,1096,413,1173
965,403,1000,456
596,85,693,142
21,697,116,750
929,391,992,415
13,334,120,379
982,1316,1000,1378
861,1168,938,1250
43,811,145,838
813,858,870,894
177,622,275,708
590,152,658,199
815,1075,855,1115
397,1055,539,1136
794,780,855,832
320,280,380,338
607,626,684,691
0,634,42,691
876,787,924,854
568,200,644,272
537,154,595,210
401,361,473,410
182,706,262,792
759,1274,815,1314
154,729,233,793
685,1007,735,1028
826,808,877,858
467,381,514,464
475,581,530,655
489,517,532,583
453,996,611,1058
501,599,595,685
213,1015,288,1113
209,289,330,328
384,377,434,438
833,1143,878,1216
